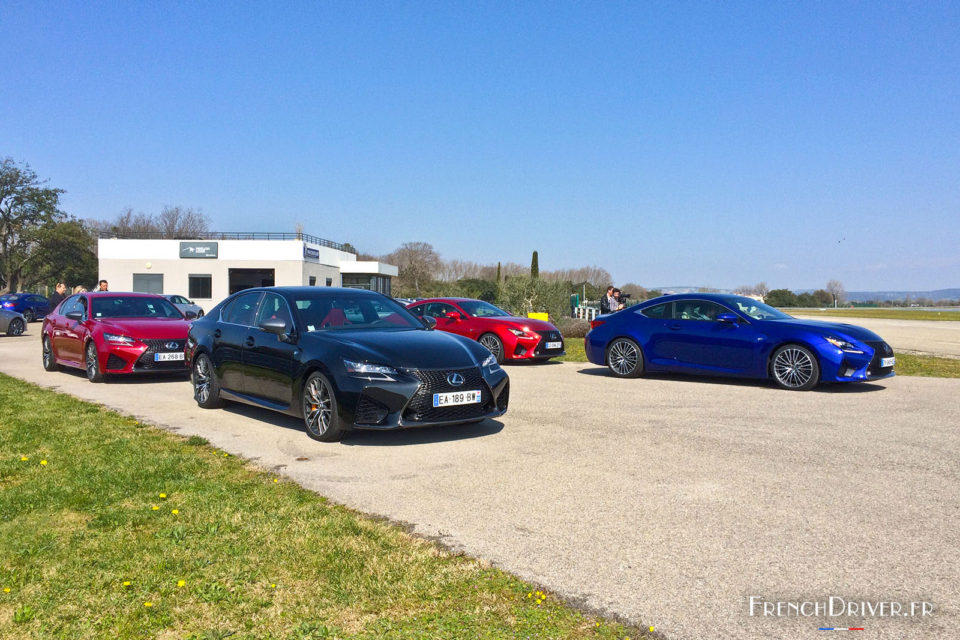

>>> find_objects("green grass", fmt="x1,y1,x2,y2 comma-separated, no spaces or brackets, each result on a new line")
789,308,960,321
0,373,647,639
555,338,960,378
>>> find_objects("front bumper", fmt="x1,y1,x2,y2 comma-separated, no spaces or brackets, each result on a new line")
505,330,566,360
337,365,510,430
97,338,189,375
816,339,896,383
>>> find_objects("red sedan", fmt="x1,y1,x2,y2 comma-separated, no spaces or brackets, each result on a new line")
406,298,565,363
41,292,193,382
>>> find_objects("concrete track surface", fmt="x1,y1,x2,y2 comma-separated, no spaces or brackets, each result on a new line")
2,329,958,639
793,314,960,358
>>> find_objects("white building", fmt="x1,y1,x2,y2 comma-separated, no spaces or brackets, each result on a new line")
97,233,398,312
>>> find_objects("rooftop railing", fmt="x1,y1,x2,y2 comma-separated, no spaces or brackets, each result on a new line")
97,231,347,251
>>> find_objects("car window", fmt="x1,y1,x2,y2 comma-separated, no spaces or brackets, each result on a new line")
60,295,83,317
30,296,45,303
729,297,791,320
222,292,263,326
675,300,727,321
459,300,510,317
423,302,458,318
640,302,672,319
91,296,182,318
294,294,420,331
255,293,293,329
170,295,188,304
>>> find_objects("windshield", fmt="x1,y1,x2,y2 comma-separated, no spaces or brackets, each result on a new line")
293,293,422,331
91,296,183,319
0,294,22,300
459,300,511,318
728,296,793,320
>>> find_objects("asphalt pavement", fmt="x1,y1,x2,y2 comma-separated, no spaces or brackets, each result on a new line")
792,314,960,357
1,328,958,639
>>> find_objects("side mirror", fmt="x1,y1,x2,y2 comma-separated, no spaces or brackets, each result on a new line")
259,318,289,335
421,315,437,330
184,310,198,320
444,311,462,321
66,311,84,321
717,313,739,324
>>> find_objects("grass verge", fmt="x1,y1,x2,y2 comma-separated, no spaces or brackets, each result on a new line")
555,339,960,378
0,373,647,639
790,308,960,321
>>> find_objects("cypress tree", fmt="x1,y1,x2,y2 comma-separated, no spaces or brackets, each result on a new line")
496,261,502,283
531,251,539,279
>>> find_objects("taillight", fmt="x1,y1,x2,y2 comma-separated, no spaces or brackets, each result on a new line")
589,320,606,329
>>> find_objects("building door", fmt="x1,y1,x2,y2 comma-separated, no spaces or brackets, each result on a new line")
228,269,275,294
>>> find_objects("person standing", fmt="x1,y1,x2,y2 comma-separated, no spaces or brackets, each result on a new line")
48,282,67,308
612,288,625,311
599,286,615,314
97,279,109,292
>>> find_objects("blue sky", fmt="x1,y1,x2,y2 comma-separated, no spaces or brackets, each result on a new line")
2,1,958,291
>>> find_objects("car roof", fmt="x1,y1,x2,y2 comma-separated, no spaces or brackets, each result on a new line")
84,292,169,298
412,297,479,303
641,293,755,305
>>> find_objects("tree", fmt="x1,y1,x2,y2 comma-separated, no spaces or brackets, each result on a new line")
384,241,440,296
754,282,769,299
812,289,833,307
156,206,209,238
826,280,846,306
495,261,501,284
530,250,539,279
24,219,98,289
0,158,66,292
765,289,799,307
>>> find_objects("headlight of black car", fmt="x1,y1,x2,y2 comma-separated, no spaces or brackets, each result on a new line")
482,353,500,373
343,359,399,381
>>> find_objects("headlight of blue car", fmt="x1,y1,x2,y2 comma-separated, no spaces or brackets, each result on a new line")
824,336,864,354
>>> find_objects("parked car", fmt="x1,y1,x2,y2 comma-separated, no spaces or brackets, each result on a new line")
1,308,26,336
0,293,51,322
585,293,896,390
164,294,204,318
41,292,192,382
186,287,509,441
406,298,565,363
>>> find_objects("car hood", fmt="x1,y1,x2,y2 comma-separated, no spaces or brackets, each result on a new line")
306,329,487,369
765,318,885,343
95,318,191,338
496,317,558,332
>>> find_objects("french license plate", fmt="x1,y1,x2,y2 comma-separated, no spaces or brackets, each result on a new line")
880,357,895,368
545,341,562,349
155,352,185,362
433,390,481,407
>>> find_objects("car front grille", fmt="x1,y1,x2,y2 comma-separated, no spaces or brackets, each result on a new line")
135,338,187,371
533,330,564,356
355,395,390,426
106,354,128,370
865,340,894,376
403,367,490,423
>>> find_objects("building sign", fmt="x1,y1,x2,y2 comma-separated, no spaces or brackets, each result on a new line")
303,246,320,261
180,241,218,259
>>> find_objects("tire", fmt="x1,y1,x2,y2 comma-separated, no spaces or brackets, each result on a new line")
606,338,644,378
479,333,505,364
192,353,224,408
42,335,60,370
85,341,104,382
23,309,34,323
197,310,204,318
771,344,820,391
302,372,344,442
7,317,25,336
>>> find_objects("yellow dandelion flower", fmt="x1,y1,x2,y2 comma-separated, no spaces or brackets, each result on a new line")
159,493,167,499
171,509,179,515
649,627,655,633
40,460,48,466
527,592,532,598
144,601,153,607
151,505,159,511
222,453,229,457
270,583,276,589
177,580,185,588
20,456,28,461
273,478,278,483
3,587,10,593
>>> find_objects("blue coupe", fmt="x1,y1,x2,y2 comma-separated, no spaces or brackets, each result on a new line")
585,294,895,390
0,293,51,323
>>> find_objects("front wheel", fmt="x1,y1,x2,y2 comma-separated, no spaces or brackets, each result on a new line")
302,372,344,442
771,344,820,391
192,353,224,408
606,338,644,378
7,317,25,336
479,333,505,363
23,309,35,323
42,335,60,370
85,341,104,382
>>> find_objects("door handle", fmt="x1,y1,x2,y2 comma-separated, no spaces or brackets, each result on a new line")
668,324,682,331
213,329,221,338
245,336,255,347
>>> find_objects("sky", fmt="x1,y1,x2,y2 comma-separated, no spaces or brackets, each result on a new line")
2,1,958,291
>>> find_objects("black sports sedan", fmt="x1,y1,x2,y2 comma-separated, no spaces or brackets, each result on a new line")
185,287,510,441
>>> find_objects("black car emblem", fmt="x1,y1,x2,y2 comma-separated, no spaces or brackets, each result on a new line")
447,372,465,386
165,341,180,350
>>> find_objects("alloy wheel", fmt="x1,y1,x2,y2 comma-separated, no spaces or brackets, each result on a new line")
86,343,100,381
303,376,333,436
479,334,503,360
9,318,25,336
194,356,211,404
43,337,54,365
773,347,814,389
608,339,639,376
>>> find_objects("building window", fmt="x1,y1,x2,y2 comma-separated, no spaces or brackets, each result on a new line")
189,275,212,299
132,273,163,294
309,276,317,286
325,278,333,287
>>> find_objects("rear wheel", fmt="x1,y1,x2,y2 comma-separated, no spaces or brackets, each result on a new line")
7,317,25,336
85,341,104,382
197,309,204,318
42,335,60,370
479,333,505,363
606,338,643,378
302,372,344,442
771,344,819,391
23,309,34,323
192,353,224,408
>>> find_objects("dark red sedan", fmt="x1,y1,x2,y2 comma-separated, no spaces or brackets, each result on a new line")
41,292,193,382
406,298,565,363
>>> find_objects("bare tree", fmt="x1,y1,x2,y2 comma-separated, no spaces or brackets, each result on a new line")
385,241,441,296
157,206,209,238
754,282,769,299
826,279,846,306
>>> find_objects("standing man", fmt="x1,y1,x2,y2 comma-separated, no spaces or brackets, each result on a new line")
97,279,109,292
599,285,615,314
48,282,67,309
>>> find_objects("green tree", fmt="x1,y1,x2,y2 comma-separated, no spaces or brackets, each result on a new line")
765,288,799,307
530,250,539,279
25,219,98,290
496,276,569,321
496,261,501,284
456,278,498,302
812,289,833,307
0,158,65,292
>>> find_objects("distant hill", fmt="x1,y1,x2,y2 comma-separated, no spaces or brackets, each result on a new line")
652,287,960,302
